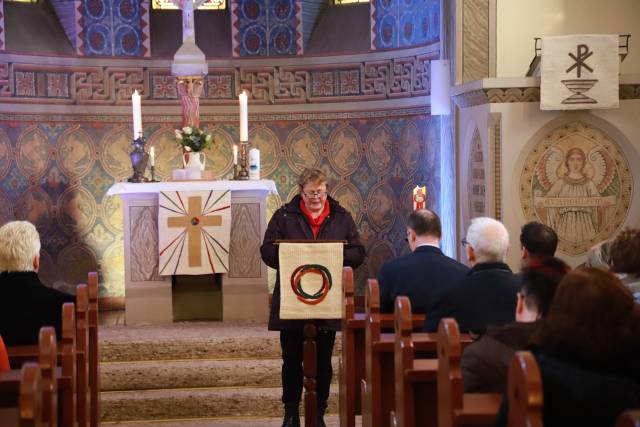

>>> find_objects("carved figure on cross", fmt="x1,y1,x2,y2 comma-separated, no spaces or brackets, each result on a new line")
172,0,207,41
167,195,222,267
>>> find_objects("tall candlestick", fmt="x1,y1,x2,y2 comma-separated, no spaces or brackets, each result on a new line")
233,144,238,165
239,90,248,141
149,146,155,166
132,90,142,139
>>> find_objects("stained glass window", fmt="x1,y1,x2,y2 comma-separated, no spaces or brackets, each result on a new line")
152,0,225,10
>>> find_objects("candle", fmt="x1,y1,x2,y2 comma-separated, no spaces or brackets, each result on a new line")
131,90,142,139
239,90,248,141
412,186,426,210
233,144,238,165
149,146,155,166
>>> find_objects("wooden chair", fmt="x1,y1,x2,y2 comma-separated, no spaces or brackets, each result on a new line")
75,285,89,427
19,362,43,427
392,296,438,427
59,303,77,427
616,410,640,427
437,318,502,427
507,351,542,427
87,272,99,427
38,328,57,427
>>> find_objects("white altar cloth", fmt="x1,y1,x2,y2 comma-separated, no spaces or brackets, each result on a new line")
107,179,279,196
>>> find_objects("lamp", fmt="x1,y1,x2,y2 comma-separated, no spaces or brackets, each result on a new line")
430,60,451,116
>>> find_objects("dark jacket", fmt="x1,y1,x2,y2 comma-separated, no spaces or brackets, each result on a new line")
423,262,519,333
261,195,366,331
495,352,640,427
461,321,538,393
0,271,76,346
378,245,468,314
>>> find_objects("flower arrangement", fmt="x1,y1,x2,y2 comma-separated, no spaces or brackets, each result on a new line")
174,126,214,152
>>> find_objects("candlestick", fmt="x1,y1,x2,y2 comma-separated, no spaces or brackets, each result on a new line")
412,185,426,210
149,146,155,166
233,144,238,165
239,91,248,141
132,90,142,139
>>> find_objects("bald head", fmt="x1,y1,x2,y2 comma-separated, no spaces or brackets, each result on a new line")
466,217,509,264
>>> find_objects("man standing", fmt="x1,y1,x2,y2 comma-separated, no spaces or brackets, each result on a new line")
424,217,519,334
378,209,468,314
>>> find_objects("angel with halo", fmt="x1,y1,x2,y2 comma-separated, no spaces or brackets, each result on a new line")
534,145,616,244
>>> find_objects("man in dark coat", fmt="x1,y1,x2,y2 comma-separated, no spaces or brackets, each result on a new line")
377,209,468,314
0,221,75,346
261,169,365,427
424,217,519,334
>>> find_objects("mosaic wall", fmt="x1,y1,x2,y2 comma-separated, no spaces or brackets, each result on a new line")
0,51,435,103
231,0,302,56
371,0,439,49
0,112,439,296
78,0,150,56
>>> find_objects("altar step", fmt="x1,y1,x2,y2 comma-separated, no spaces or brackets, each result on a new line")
99,322,341,424
101,415,342,427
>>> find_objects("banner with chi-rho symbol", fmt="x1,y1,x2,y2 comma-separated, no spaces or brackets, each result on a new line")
541,34,619,110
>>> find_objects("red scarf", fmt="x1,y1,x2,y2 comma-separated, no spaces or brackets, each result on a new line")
299,199,330,238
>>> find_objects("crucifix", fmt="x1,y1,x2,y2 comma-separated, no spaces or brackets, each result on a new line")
167,195,222,267
172,0,207,42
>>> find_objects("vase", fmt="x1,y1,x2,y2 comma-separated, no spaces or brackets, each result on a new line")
183,151,206,171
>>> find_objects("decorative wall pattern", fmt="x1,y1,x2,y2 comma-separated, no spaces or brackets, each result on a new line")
0,4,5,51
0,52,435,104
371,0,439,49
519,120,633,256
78,0,150,56
461,0,489,83
231,0,302,57
467,128,485,218
0,110,439,296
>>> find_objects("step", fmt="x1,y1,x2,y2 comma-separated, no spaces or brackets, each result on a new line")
101,357,340,391
101,386,339,422
101,415,345,427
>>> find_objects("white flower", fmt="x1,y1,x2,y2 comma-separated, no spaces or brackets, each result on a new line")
205,134,212,142
182,126,192,135
184,146,192,152
174,129,182,139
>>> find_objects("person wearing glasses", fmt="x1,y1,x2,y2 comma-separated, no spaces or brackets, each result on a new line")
423,217,519,334
260,168,366,427
377,209,468,315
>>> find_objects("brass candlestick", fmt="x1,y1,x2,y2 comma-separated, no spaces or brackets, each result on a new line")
236,140,249,180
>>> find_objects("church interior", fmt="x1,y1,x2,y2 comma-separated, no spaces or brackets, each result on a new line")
0,0,639,425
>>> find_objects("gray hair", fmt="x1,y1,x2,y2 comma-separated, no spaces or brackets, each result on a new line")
0,221,41,272
586,240,612,270
466,217,509,263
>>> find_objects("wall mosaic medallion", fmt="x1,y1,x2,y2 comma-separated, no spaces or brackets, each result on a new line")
58,243,99,288
286,125,322,174
202,126,234,178
101,126,135,180
58,186,98,236
56,126,95,179
0,128,11,179
328,125,362,177
250,126,281,177
366,123,393,175
16,186,52,232
520,120,633,255
331,181,365,224
17,126,51,179
467,128,486,218
37,249,58,289
367,181,396,233
0,188,13,225
367,240,395,279
147,127,184,180
398,120,421,175
102,240,125,296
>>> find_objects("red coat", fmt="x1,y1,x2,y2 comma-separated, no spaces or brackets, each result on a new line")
260,195,365,331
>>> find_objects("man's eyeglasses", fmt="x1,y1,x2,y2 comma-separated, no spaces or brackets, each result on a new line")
460,237,469,247
302,190,327,199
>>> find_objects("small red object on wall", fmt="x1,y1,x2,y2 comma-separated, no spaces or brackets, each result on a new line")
412,186,426,210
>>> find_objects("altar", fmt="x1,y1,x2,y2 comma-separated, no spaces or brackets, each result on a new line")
107,180,278,325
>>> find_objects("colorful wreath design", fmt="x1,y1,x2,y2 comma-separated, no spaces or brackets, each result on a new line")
290,264,333,305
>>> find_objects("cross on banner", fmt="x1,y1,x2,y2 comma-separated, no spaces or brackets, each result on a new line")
158,190,231,275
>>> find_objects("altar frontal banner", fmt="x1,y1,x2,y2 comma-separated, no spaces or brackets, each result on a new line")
279,242,344,320
158,190,231,275
541,34,619,110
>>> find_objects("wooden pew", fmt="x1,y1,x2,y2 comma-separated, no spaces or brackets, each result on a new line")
437,318,502,427
75,285,89,427
339,270,426,427
87,273,99,427
507,351,542,427
19,362,43,427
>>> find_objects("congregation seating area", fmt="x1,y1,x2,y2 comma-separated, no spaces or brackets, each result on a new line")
0,273,100,427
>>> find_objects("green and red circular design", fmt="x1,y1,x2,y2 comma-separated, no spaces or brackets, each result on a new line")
290,264,333,305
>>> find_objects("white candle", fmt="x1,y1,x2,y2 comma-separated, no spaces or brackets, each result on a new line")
232,144,238,165
239,90,248,141
131,90,142,139
149,146,155,166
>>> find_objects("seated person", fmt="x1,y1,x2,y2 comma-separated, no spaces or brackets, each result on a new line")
610,228,640,303
461,257,569,393
0,221,75,346
377,209,468,314
424,217,519,334
584,239,613,270
519,221,558,267
496,268,640,427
